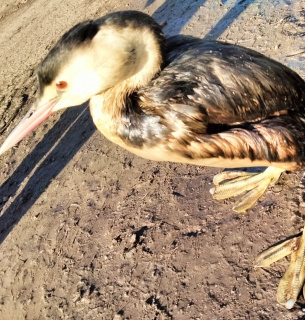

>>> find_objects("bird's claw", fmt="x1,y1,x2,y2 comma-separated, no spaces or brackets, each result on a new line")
210,167,284,213
256,230,305,309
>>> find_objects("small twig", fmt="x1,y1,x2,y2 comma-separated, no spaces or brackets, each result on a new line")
286,50,305,57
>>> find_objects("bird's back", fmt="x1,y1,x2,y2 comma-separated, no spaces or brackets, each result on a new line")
141,36,305,123
123,37,305,169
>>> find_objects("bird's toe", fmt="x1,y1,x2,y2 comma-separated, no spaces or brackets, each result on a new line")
256,230,305,309
211,166,284,212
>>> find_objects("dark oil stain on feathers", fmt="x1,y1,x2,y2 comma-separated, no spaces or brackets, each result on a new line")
114,37,305,166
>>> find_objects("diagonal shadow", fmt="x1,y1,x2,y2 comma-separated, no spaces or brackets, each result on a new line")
148,0,208,35
0,0,256,246
203,0,256,40
0,104,96,242
147,0,255,38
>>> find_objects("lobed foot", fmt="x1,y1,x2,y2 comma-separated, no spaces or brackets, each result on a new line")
210,166,284,213
256,229,305,309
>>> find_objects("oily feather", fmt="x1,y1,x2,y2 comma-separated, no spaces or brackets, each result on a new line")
114,37,305,168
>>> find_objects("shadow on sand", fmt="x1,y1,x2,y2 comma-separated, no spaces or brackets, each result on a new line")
0,0,256,245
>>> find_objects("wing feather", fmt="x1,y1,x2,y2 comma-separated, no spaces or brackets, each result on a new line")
139,38,305,125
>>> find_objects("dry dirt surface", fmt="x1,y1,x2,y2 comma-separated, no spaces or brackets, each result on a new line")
1,0,305,319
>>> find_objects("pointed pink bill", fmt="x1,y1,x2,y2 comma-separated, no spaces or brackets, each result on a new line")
0,98,58,156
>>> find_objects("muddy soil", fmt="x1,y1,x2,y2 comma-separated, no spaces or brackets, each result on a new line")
1,0,305,319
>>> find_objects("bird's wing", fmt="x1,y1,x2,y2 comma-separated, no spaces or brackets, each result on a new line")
134,40,305,166
140,39,305,126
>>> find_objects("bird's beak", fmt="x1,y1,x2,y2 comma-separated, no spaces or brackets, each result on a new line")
0,97,58,156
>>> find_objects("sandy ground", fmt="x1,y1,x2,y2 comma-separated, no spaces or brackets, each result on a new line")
1,0,305,319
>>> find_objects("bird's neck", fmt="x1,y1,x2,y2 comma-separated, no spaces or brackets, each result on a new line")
90,86,143,149
116,24,165,92
90,25,164,136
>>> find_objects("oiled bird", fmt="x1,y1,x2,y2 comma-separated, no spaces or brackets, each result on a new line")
1,10,305,308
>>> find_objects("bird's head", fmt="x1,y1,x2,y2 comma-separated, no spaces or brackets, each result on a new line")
0,11,165,155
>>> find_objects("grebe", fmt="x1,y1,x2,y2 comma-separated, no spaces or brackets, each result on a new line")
1,10,305,308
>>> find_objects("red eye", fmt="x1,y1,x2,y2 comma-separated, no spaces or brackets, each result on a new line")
56,81,68,91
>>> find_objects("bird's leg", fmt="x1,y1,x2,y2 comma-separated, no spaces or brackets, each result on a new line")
210,166,284,213
212,165,305,308
256,228,305,309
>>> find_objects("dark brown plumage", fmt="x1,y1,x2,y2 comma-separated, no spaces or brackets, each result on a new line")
124,38,305,166
2,10,305,308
